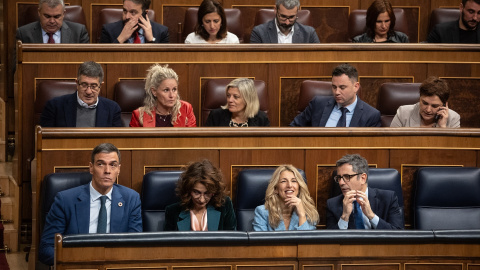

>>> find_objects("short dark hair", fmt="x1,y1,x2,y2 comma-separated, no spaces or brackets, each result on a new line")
77,61,104,83
365,0,396,38
195,0,227,41
336,154,369,180
176,159,227,209
91,143,121,163
124,0,151,11
332,63,358,82
419,76,450,104
462,0,480,6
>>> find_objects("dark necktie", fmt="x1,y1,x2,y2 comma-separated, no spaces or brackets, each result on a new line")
47,32,55,44
133,31,141,43
337,107,348,127
97,195,107,233
353,201,365,229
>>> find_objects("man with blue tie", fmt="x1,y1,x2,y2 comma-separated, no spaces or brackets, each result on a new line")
290,64,381,127
39,143,142,266
326,154,404,230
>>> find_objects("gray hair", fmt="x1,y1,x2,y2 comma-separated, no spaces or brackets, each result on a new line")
77,61,104,83
276,0,300,9
336,154,369,180
91,143,121,163
39,0,65,9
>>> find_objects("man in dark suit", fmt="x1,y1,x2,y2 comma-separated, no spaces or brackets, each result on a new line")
290,64,381,127
40,61,122,127
39,143,142,265
427,0,480,43
100,0,169,43
250,0,319,43
326,154,404,230
15,0,89,44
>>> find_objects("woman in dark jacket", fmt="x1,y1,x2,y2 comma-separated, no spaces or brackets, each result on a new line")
205,78,270,127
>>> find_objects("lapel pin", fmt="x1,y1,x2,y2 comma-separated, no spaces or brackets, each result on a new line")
118,202,123,207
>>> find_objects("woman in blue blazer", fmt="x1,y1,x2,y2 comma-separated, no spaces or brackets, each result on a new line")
164,160,236,231
253,165,319,231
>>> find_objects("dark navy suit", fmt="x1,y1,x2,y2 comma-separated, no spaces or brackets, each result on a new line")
40,92,122,127
326,187,404,229
39,183,142,265
289,96,381,127
100,20,169,43
427,19,480,43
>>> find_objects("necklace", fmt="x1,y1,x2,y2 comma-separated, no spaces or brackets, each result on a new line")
229,119,248,127
155,108,170,122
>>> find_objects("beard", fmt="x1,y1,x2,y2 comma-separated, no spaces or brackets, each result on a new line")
277,21,294,33
461,13,479,30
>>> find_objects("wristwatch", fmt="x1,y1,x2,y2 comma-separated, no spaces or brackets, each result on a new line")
147,37,156,43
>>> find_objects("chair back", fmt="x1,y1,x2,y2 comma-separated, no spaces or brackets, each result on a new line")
35,81,77,126
97,8,156,42
40,172,91,235
377,82,420,127
429,8,460,34
236,168,306,231
181,8,244,42
348,9,409,42
201,79,268,126
19,5,86,28
297,80,333,113
113,80,146,127
254,9,313,27
141,171,182,231
414,167,480,230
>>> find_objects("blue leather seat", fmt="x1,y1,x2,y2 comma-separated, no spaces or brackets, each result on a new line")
331,168,404,225
40,172,92,234
141,171,182,232
235,168,306,231
414,167,480,230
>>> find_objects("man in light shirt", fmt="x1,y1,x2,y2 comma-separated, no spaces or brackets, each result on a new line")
250,0,319,43
39,143,142,266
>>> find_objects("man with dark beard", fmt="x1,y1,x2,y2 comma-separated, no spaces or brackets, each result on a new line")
427,0,480,43
100,0,169,43
250,0,319,43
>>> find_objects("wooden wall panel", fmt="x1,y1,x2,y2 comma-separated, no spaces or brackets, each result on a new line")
441,78,480,129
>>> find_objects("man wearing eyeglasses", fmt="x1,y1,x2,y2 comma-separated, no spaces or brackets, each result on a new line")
40,61,123,127
16,0,89,44
39,143,142,266
326,154,404,229
250,0,320,43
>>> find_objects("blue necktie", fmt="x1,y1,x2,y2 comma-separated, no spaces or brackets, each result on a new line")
337,107,348,127
353,201,365,229
97,195,107,233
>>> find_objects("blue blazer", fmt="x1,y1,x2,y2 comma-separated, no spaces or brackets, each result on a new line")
289,96,381,127
163,196,236,231
326,187,404,230
40,92,123,127
250,19,320,43
100,20,169,43
39,183,142,265
252,205,316,231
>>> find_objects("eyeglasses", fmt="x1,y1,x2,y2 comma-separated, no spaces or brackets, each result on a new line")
78,82,100,91
333,173,361,183
191,190,212,199
277,13,298,22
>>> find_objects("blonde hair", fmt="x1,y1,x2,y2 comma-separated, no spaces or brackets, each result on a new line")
264,165,319,228
221,78,260,119
138,64,182,126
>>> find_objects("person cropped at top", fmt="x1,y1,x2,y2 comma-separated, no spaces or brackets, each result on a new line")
129,64,196,127
204,78,270,127
164,159,236,231
352,0,409,43
390,76,460,128
253,165,319,231
185,0,239,44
